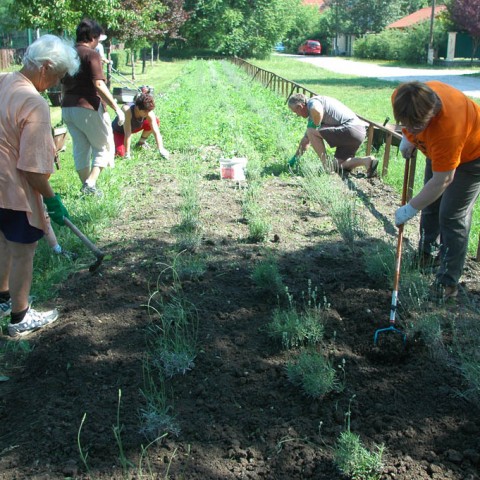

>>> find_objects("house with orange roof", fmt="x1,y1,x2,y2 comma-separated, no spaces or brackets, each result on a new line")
302,0,327,10
386,4,476,63
386,5,447,29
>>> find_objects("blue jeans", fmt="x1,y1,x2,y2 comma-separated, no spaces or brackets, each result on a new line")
420,157,480,286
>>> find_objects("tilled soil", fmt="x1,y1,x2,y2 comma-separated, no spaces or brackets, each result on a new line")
1,158,480,480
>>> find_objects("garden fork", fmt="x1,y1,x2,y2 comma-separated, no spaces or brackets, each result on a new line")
373,156,412,345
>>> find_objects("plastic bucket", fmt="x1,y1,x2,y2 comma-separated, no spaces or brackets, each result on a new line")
219,157,247,181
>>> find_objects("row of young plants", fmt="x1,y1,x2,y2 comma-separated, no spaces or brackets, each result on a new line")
156,59,386,479
188,62,388,478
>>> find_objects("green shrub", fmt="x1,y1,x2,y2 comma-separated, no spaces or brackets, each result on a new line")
286,349,341,398
251,256,285,296
334,429,385,480
269,306,325,350
110,49,128,69
354,22,447,64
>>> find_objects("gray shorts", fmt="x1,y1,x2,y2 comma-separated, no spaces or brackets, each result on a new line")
62,104,115,171
318,124,366,160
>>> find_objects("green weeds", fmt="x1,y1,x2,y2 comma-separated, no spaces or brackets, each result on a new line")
251,254,285,297
286,349,342,398
268,286,327,350
334,429,385,480
298,156,363,250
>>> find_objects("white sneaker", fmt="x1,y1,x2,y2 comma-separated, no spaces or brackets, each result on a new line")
8,308,59,337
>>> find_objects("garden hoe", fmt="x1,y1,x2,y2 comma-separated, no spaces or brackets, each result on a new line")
64,218,105,273
373,156,411,346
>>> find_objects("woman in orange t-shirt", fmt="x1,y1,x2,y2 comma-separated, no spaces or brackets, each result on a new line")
392,81,480,301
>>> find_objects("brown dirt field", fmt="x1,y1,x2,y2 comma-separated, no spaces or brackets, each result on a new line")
1,157,480,480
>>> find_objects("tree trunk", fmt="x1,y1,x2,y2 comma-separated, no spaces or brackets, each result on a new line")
471,38,480,64
130,50,135,81
142,48,147,74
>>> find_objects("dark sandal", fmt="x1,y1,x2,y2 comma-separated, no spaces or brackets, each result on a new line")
367,158,379,178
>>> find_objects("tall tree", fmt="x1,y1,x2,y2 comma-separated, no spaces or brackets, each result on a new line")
181,0,299,58
324,0,404,35
11,0,123,35
447,0,480,61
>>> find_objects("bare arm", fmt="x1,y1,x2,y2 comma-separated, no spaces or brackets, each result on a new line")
296,102,324,157
148,112,166,150
309,103,324,127
94,79,123,115
410,170,455,210
296,135,310,157
23,172,55,199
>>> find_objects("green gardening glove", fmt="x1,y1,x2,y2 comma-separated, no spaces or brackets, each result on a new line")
307,118,316,129
288,155,298,167
43,194,69,227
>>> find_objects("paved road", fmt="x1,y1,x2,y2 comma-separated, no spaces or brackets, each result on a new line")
286,54,480,98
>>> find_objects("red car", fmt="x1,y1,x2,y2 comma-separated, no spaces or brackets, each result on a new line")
298,40,322,55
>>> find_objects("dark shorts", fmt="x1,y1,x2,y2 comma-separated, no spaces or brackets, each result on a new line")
319,124,366,161
0,208,44,244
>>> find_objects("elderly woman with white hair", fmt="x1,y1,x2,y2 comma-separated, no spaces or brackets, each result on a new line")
0,34,80,337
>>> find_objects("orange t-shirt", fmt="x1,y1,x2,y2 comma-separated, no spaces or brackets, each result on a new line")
393,81,480,172
0,71,55,231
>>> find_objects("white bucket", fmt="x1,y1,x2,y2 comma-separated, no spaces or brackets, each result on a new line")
219,157,247,181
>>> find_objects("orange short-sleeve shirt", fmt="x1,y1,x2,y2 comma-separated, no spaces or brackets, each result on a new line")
0,71,55,231
393,81,480,172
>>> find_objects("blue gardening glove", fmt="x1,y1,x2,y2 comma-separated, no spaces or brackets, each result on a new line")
399,136,415,159
395,203,418,227
288,155,298,167
44,194,69,227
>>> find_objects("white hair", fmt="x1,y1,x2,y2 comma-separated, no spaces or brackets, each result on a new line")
23,34,80,76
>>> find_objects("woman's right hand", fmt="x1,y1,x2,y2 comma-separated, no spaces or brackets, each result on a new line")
117,109,126,126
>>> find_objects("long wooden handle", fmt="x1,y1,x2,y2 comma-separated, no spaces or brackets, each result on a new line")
64,217,104,260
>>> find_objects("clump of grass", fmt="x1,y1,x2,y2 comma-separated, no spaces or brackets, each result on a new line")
139,364,181,442
268,284,328,349
298,155,363,249
172,252,207,281
0,339,32,377
269,305,325,349
330,193,362,250
406,312,445,350
334,429,385,480
286,349,342,398
452,312,480,403
172,157,203,252
242,179,271,242
146,293,198,378
251,255,285,296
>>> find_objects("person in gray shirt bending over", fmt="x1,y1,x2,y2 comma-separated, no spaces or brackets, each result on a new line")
288,93,378,177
